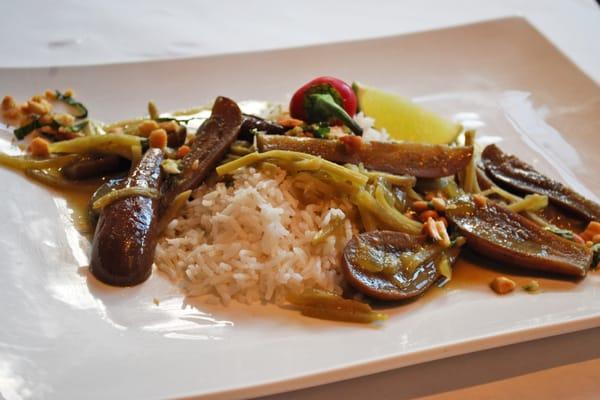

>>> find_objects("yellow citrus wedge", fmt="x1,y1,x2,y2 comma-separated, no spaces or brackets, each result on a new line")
353,82,462,144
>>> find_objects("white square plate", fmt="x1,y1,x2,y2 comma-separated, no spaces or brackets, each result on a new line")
0,17,598,400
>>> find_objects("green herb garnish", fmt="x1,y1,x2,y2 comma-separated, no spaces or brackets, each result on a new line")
55,90,88,118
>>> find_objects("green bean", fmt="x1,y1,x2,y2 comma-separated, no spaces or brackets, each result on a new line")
0,153,79,170
92,186,159,210
48,134,145,159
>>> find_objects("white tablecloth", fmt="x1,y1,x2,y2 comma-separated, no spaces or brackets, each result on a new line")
1,1,599,399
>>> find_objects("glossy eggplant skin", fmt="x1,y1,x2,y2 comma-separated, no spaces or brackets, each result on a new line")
257,135,473,178
481,144,600,222
90,148,164,286
342,231,441,301
446,195,592,277
162,96,243,207
238,114,285,141
61,154,130,180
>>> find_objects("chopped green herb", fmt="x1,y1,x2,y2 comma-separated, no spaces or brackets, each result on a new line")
13,118,42,140
55,90,88,119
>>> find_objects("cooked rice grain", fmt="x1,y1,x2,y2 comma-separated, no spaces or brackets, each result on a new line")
155,166,356,305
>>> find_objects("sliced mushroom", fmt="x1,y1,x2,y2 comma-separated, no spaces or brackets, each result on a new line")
445,195,592,277
481,144,600,222
342,231,451,301
257,134,473,178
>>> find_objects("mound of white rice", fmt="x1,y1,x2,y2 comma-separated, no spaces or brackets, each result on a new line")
155,166,357,305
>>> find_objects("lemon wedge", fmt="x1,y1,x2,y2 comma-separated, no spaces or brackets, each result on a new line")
353,82,461,144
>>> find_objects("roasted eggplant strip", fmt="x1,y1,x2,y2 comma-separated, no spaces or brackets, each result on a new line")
90,148,164,286
238,114,285,141
167,124,187,148
446,195,592,277
61,154,130,180
481,144,600,222
162,96,243,207
256,135,473,178
342,231,448,301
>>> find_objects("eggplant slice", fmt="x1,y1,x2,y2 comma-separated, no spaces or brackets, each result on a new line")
90,148,164,286
481,144,600,222
257,135,473,178
161,96,243,208
342,231,448,301
446,195,592,277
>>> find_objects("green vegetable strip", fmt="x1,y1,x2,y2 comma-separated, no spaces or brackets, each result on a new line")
13,119,42,140
25,169,100,192
92,187,159,210
311,214,345,245
357,203,378,231
148,101,159,120
353,189,422,234
461,130,480,193
217,150,368,188
286,288,386,323
55,90,88,118
507,194,548,213
48,134,145,159
0,153,79,170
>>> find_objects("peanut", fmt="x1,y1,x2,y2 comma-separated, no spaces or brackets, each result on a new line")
138,120,159,137
149,128,168,149
29,137,50,157
490,276,516,295
2,96,16,110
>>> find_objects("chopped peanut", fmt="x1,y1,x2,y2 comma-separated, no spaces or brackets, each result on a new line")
44,89,57,100
29,137,50,157
54,113,75,126
64,89,74,97
490,276,516,295
473,194,487,207
418,209,439,223
593,234,600,243
425,217,441,242
412,200,430,212
176,145,191,159
276,117,304,128
580,221,600,242
27,100,50,115
2,107,21,121
424,217,451,247
191,159,200,170
19,102,30,114
149,128,168,149
38,114,53,125
431,197,446,212
138,120,159,137
435,220,451,248
2,96,16,110
522,280,541,293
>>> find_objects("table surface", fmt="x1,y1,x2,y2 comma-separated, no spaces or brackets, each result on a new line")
1,1,599,399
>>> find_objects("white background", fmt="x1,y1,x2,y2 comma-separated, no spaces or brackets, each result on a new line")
1,1,598,399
